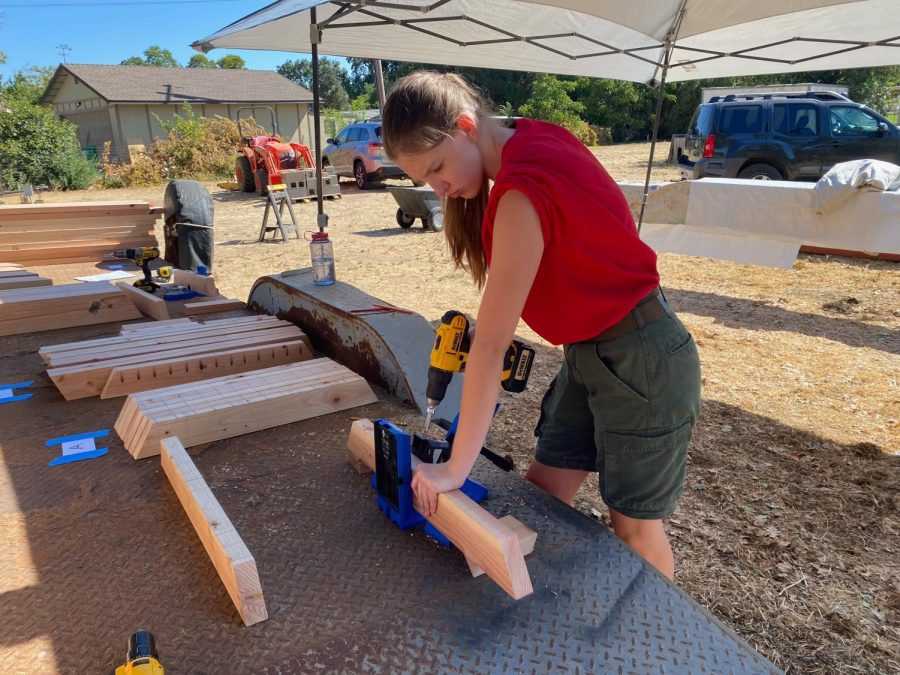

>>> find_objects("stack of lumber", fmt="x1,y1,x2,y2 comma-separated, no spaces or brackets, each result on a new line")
42,315,313,400
161,437,267,626
0,266,52,290
0,281,142,337
115,358,378,459
0,200,160,266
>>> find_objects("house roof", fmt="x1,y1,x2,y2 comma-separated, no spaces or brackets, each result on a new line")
40,64,315,106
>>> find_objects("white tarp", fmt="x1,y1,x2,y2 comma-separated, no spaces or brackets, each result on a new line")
193,1,900,84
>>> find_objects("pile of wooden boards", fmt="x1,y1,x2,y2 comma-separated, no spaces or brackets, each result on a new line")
42,314,313,400
0,264,52,290
0,200,160,266
0,281,142,337
115,358,378,459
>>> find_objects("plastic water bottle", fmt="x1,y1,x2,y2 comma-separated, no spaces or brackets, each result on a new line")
309,232,336,286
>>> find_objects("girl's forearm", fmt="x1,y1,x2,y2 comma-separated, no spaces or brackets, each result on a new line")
445,341,505,481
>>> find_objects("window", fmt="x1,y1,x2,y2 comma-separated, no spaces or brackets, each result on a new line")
718,105,763,134
348,127,364,142
830,106,880,136
335,128,351,144
773,103,818,136
691,105,715,135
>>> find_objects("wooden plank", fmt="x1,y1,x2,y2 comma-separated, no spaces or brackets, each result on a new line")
43,318,293,366
182,298,247,315
43,314,276,356
0,200,152,216
0,276,52,290
468,515,536,578
0,214,157,230
0,239,157,265
100,339,313,398
120,318,197,334
160,437,267,626
0,236,157,253
47,326,305,400
0,282,142,337
0,270,39,279
0,263,24,270
0,227,154,246
115,281,169,321
172,269,218,298
347,419,533,600
118,358,377,459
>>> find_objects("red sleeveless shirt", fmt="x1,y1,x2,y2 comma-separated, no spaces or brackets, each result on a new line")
483,118,659,345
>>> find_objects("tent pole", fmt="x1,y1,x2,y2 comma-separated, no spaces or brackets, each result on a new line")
310,6,327,232
637,2,686,234
636,65,670,234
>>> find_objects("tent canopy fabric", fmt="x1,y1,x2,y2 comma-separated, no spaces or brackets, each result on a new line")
193,0,900,85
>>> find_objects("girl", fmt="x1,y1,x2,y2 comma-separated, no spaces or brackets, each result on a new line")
382,71,701,580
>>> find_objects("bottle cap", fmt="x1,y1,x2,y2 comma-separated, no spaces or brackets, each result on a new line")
310,232,329,241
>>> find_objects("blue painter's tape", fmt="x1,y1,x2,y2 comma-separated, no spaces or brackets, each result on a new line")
45,429,110,448
0,394,32,404
48,448,108,466
0,381,33,405
106,264,124,270
1,381,33,390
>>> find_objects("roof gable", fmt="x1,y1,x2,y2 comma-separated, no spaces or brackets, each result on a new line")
41,64,315,105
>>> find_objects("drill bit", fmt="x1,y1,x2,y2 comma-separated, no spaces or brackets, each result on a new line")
423,404,436,436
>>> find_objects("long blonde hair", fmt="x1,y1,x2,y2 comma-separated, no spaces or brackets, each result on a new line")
382,71,495,288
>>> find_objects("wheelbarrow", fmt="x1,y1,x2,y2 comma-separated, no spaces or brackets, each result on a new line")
386,185,444,232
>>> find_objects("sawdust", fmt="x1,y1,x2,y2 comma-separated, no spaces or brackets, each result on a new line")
24,142,899,673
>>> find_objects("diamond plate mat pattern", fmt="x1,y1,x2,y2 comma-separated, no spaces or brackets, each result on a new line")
0,324,780,673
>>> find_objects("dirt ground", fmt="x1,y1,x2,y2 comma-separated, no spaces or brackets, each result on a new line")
16,142,899,674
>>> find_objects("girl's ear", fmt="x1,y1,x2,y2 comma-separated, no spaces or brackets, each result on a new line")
456,114,478,140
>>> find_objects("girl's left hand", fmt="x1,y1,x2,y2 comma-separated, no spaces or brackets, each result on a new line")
411,462,466,517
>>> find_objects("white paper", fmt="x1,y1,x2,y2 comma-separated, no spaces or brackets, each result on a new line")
61,438,96,456
74,270,136,283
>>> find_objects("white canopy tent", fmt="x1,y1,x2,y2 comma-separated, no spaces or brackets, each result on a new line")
193,0,900,241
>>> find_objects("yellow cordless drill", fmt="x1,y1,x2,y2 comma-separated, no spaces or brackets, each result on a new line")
423,310,535,434
111,247,161,293
114,630,164,675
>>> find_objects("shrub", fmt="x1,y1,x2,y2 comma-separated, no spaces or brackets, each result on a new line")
0,100,97,190
98,105,266,188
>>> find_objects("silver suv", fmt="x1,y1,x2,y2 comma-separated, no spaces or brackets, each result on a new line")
321,121,406,189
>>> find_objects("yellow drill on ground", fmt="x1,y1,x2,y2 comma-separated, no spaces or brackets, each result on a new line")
423,310,535,434
111,247,160,293
114,630,164,675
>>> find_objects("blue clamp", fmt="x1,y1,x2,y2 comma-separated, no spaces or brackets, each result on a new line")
0,381,33,404
371,418,488,548
45,429,109,466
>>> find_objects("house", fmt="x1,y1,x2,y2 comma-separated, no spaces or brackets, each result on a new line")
40,64,320,162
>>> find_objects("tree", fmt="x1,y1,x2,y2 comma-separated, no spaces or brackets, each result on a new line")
121,45,179,68
0,99,96,190
216,55,246,70
277,58,350,109
187,54,216,69
2,66,56,106
519,74,584,126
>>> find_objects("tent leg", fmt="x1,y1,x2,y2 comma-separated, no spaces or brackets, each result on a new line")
637,70,668,234
310,7,327,232
637,0,686,234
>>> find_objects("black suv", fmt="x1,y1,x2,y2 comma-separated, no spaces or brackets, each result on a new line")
677,92,900,181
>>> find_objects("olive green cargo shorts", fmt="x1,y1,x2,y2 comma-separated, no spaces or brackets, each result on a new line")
534,298,701,520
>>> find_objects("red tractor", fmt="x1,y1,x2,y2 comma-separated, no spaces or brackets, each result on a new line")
235,106,316,195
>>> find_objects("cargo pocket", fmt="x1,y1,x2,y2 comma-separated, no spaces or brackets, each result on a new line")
601,418,693,519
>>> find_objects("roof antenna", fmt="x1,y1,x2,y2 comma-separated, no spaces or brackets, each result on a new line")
57,44,71,64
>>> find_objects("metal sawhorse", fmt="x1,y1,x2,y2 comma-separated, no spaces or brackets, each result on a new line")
258,183,300,242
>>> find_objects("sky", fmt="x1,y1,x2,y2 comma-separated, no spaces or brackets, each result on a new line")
0,0,349,79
